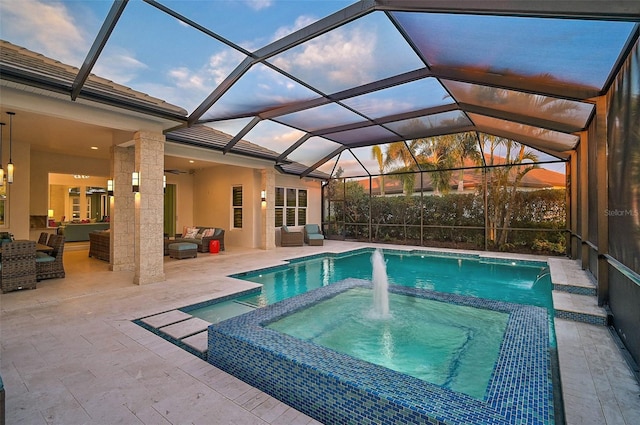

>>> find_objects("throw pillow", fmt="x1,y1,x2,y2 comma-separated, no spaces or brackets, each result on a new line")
184,227,199,239
282,225,289,233
202,228,215,238
213,228,223,237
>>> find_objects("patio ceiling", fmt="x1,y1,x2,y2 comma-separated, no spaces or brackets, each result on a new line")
1,0,639,179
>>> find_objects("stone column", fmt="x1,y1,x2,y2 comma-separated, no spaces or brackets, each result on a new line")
134,131,165,285
261,169,276,249
110,146,135,272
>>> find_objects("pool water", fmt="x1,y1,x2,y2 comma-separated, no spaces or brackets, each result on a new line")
188,249,552,325
267,287,509,399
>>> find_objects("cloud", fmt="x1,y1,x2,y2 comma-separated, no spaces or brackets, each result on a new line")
92,49,147,85
244,0,273,11
273,128,305,145
0,0,88,65
272,15,318,41
207,50,246,86
271,24,376,90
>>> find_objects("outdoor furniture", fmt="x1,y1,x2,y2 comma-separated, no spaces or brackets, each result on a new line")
280,226,303,247
88,231,110,262
36,243,53,253
303,224,324,246
37,232,49,245
36,234,66,281
168,242,198,259
172,226,225,252
0,240,37,293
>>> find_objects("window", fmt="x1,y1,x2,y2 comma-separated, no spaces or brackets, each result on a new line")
232,186,243,229
275,187,307,227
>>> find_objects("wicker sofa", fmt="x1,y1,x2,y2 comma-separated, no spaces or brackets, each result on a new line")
88,231,110,262
1,240,37,293
172,226,225,253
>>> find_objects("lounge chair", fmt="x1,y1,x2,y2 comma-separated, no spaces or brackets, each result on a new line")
280,226,303,247
303,224,324,246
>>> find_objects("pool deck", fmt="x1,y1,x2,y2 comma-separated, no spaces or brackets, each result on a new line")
1,241,639,424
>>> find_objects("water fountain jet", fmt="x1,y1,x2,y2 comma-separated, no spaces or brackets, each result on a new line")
371,248,390,318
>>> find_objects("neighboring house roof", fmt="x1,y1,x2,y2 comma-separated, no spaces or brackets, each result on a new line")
359,156,565,195
0,40,187,118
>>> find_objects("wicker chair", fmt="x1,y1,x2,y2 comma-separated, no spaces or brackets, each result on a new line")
303,224,324,246
37,232,49,245
280,226,303,247
88,231,110,262
36,234,66,281
1,240,37,293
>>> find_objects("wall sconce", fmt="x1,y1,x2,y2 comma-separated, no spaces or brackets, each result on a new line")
48,209,54,218
107,179,114,196
132,172,139,192
261,190,266,204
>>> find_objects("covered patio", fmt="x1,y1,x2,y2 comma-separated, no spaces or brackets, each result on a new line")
1,0,640,423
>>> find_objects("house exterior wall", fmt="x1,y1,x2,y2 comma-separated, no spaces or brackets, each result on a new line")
166,171,194,237
191,164,323,249
192,164,259,249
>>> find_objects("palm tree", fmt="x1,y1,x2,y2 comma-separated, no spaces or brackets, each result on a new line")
384,141,419,195
483,135,539,247
371,145,385,195
452,132,482,192
413,136,456,195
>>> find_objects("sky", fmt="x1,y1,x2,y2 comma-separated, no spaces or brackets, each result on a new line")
1,0,633,177
0,0,354,114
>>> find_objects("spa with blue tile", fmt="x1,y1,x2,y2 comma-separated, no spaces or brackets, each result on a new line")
207,278,554,425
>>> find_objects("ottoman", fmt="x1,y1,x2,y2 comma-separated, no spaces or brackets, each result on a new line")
168,242,198,259
307,234,324,246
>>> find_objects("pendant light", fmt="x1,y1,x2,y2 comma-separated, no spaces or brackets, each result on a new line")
6,112,15,184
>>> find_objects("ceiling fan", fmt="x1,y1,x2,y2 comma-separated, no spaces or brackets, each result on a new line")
164,169,187,175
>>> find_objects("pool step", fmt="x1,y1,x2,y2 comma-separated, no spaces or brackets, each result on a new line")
549,258,607,326
548,257,597,296
552,291,608,326
139,310,211,358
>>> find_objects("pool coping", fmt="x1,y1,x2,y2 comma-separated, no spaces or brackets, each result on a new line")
208,278,554,425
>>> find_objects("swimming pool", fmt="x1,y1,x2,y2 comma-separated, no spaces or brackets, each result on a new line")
180,248,558,423
187,248,552,325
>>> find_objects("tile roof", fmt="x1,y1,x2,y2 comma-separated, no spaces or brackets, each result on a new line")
0,40,187,116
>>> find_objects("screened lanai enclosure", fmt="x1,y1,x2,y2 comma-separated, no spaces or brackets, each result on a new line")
1,0,639,375
322,133,568,254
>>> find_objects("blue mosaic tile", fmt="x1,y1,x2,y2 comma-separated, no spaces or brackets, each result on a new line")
554,310,607,326
208,279,554,425
552,284,597,296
